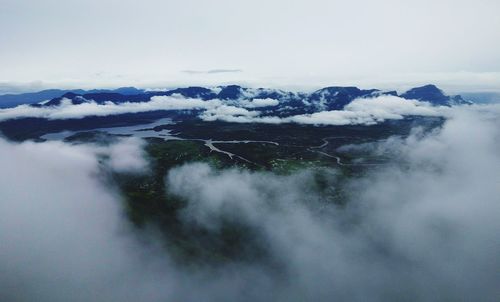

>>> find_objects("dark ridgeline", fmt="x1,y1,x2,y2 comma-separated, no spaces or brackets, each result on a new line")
1,83,471,110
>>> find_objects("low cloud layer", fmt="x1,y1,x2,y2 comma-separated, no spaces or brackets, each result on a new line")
201,95,450,125
0,106,499,301
0,95,221,121
0,94,454,126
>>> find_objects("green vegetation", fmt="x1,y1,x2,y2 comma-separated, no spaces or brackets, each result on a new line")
59,118,444,265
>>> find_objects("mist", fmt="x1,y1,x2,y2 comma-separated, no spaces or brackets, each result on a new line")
0,106,499,301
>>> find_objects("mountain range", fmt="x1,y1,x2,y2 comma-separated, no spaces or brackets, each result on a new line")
0,84,471,116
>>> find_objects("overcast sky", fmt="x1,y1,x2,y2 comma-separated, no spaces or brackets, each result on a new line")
1,0,499,93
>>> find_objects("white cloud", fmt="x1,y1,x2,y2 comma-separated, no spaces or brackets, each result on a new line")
105,137,149,173
346,95,443,116
241,98,279,108
0,96,221,122
286,95,447,125
200,95,450,125
200,105,260,122
0,93,477,128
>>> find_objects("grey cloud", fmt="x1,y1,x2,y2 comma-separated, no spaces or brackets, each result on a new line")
0,106,499,301
207,69,243,74
167,107,500,301
0,138,169,302
2,1,500,89
182,69,243,74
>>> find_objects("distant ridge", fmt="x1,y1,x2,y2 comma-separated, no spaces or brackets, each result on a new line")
0,87,144,108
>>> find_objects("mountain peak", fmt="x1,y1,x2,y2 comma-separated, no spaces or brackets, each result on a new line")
61,92,80,99
217,85,244,100
401,84,470,106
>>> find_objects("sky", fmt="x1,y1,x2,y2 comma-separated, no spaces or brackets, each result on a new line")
1,0,500,93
